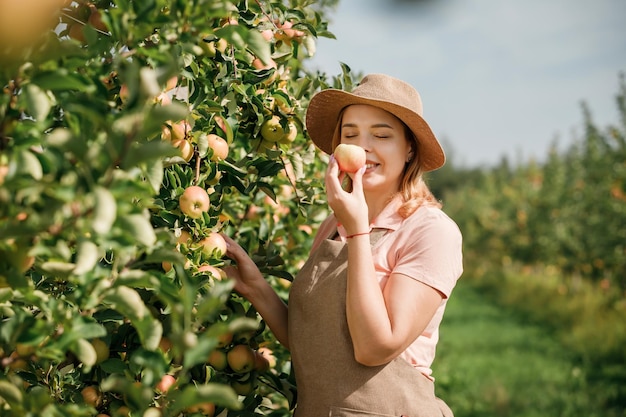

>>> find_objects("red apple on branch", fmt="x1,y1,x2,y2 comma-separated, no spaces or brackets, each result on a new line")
206,134,229,161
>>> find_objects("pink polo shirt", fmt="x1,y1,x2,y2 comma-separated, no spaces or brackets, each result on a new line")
311,196,463,380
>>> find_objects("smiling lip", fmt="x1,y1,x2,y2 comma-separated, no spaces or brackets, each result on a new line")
365,161,378,170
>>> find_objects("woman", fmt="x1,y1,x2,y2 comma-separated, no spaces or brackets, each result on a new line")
223,74,463,416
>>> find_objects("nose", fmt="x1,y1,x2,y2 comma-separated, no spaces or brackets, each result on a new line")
353,134,371,152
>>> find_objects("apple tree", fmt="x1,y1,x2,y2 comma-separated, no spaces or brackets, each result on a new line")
0,0,349,416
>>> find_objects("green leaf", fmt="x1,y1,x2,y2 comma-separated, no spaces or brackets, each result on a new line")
99,358,127,374
144,156,164,194
134,315,163,351
215,25,271,66
72,338,97,370
0,380,23,406
15,150,43,180
258,182,277,201
22,84,53,122
182,333,216,369
143,101,189,134
122,140,179,170
39,261,76,277
92,187,117,235
73,240,100,275
104,286,148,320
32,70,93,92
71,316,107,340
104,286,162,350
246,29,273,66
117,213,157,247
169,383,242,413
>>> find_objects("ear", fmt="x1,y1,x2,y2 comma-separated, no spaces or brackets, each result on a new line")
406,150,414,163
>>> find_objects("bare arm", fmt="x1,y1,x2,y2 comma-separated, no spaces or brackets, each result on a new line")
346,237,442,365
221,234,290,349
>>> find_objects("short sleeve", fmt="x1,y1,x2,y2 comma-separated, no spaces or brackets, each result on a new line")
390,208,463,298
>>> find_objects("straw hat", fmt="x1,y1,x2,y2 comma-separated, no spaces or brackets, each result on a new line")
305,73,445,172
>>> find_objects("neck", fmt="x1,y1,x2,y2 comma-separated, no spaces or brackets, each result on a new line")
365,190,398,223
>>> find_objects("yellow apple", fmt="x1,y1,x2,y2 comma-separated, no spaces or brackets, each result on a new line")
91,338,110,364
179,186,211,219
227,344,256,373
251,57,277,70
81,386,103,408
280,121,298,144
260,116,284,143
207,349,228,371
172,139,194,162
186,402,216,416
165,76,178,91
170,120,191,141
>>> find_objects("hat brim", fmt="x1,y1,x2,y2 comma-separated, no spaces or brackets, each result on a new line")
305,89,445,172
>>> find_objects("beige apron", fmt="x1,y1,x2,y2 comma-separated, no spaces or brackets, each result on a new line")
289,229,453,417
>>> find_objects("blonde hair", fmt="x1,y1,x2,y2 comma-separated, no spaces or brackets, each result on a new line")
330,108,441,218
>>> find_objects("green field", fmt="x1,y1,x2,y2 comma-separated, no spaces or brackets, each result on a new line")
433,282,600,417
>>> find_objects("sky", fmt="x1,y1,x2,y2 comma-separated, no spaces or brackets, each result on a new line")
308,0,626,168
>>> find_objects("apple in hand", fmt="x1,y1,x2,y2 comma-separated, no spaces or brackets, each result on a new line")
333,144,366,173
179,186,211,219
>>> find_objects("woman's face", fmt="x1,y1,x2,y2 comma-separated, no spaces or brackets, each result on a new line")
339,104,412,195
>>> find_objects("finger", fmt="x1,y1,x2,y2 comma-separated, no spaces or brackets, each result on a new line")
350,165,366,196
325,156,343,195
326,154,340,179
221,233,244,259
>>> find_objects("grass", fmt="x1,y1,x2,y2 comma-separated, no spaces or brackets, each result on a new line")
431,282,604,417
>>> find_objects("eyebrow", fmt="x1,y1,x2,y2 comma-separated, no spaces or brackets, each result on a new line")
341,122,395,129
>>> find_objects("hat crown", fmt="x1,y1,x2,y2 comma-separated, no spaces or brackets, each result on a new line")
352,74,424,116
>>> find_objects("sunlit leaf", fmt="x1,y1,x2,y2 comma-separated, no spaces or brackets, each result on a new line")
169,383,241,413
22,83,53,122
104,285,162,350
15,150,43,180
117,213,157,247
73,240,100,275
92,187,117,235
31,69,93,92
72,338,97,370
0,380,23,406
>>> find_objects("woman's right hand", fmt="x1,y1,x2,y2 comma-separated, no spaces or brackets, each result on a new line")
221,233,291,348
221,234,266,300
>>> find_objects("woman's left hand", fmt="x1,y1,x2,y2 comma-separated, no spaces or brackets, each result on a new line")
325,155,369,235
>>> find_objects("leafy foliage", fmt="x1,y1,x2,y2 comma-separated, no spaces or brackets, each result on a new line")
0,1,353,415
